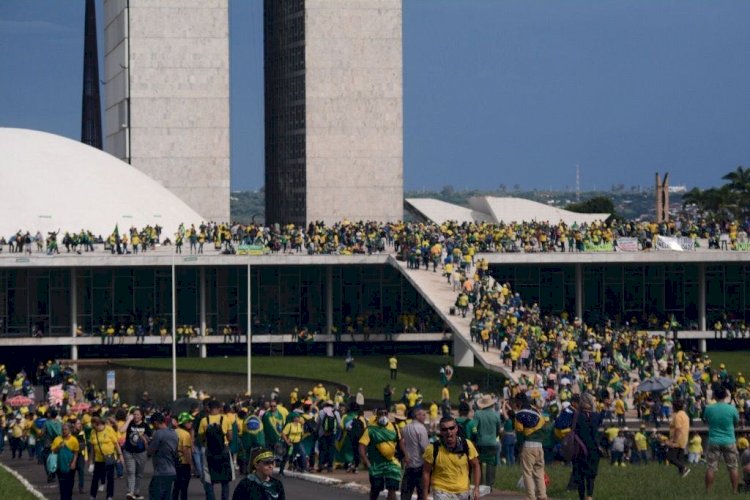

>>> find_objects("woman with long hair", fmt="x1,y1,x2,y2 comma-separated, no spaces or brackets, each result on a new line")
123,408,151,500
89,416,124,500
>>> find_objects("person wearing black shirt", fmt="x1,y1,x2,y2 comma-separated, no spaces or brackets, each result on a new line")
232,448,285,500
123,408,152,500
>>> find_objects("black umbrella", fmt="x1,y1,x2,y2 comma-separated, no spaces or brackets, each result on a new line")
636,376,674,394
170,397,200,414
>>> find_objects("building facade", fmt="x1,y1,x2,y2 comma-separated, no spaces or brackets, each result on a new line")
103,0,230,222
264,0,404,226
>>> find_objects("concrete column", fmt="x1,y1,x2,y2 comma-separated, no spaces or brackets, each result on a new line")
71,268,78,366
699,338,707,353
454,336,474,367
575,263,583,320
326,266,334,357
199,267,207,358
698,263,706,331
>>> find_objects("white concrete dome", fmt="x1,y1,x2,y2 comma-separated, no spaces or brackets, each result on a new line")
0,128,204,238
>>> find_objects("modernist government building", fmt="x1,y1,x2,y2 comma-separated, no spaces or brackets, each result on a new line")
1,0,749,373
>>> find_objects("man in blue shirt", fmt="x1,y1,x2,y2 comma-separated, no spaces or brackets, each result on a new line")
703,386,739,494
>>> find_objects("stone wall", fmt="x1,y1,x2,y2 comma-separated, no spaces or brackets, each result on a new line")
304,0,404,224
103,0,230,222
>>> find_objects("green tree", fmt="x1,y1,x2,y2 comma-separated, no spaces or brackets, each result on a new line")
566,196,615,214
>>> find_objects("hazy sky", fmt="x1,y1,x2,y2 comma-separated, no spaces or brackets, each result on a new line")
1,0,749,192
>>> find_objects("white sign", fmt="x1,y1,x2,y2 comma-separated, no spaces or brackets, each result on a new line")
654,236,694,251
616,237,639,252
106,370,115,399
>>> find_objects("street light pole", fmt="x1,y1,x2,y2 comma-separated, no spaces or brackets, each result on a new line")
251,264,253,394
172,257,177,401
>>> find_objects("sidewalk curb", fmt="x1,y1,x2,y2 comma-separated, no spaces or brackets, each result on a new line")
273,467,343,486
273,468,494,498
0,462,47,500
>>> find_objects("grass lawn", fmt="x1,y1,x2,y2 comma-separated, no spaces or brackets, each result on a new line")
495,461,740,500
705,350,750,376
0,466,38,500
118,355,505,404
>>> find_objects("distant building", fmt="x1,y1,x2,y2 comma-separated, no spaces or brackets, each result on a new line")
103,0,230,222
264,0,404,226
405,196,610,226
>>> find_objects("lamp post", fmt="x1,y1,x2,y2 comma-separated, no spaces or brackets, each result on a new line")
251,263,253,394
171,256,177,401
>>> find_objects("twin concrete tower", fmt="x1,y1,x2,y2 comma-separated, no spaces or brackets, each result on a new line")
99,0,403,225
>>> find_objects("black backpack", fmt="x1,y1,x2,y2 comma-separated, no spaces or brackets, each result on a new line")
322,414,338,436
350,416,366,441
303,415,317,435
204,416,226,456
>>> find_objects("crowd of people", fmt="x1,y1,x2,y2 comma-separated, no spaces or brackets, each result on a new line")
4,213,750,257
3,340,750,500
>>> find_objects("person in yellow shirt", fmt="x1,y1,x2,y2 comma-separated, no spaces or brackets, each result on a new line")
738,434,750,453
422,416,481,500
687,432,702,464
634,427,649,464
173,412,194,500
441,386,450,405
429,401,439,434
667,399,690,477
389,356,398,380
280,413,308,475
614,395,626,427
51,422,80,500
89,417,123,499
406,389,419,409
197,400,234,499
9,416,26,459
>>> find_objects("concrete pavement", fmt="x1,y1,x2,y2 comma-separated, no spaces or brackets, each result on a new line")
0,452,366,500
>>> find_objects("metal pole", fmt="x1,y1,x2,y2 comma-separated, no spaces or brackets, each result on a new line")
326,266,333,357
71,268,78,366
575,263,583,320
199,267,207,358
247,264,253,394
172,258,177,401
698,263,706,331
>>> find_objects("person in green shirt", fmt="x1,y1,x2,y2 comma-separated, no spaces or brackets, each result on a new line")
359,408,403,500
703,386,740,494
472,395,501,487
261,402,284,448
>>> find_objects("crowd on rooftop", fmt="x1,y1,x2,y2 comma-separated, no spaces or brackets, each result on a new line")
4,213,750,257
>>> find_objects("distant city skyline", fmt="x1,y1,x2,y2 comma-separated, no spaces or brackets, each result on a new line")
1,0,749,192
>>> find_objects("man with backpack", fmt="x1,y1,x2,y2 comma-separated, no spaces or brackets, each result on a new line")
280,412,308,474
50,422,79,500
42,408,63,482
316,400,341,472
422,416,480,500
198,400,234,500
347,403,367,473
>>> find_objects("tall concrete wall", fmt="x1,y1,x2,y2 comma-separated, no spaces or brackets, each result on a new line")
304,0,403,224
103,0,230,223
